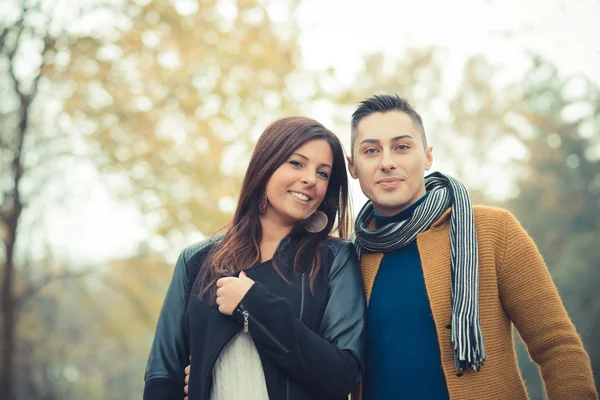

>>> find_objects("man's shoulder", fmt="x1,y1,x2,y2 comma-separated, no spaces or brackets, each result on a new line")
435,205,514,230
471,206,526,240
473,205,513,221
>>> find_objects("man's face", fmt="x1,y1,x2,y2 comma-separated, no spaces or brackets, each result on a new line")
348,111,433,217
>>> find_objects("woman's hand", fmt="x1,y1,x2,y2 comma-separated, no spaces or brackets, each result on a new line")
184,362,190,400
216,271,255,315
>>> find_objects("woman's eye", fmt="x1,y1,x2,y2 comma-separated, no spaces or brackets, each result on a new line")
289,160,302,168
317,171,330,179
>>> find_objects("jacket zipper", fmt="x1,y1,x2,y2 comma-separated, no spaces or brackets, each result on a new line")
239,303,290,354
299,273,306,321
287,273,306,400
242,309,249,333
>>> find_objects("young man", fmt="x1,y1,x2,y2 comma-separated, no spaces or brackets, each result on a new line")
347,94,596,399
183,94,597,399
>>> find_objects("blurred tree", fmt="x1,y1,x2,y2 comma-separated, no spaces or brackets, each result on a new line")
14,253,172,399
2,0,308,397
322,48,443,145
326,49,443,106
0,1,118,396
442,54,599,398
447,56,526,201
505,57,600,397
60,0,305,243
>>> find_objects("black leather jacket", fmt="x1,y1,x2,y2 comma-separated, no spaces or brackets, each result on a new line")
143,235,366,400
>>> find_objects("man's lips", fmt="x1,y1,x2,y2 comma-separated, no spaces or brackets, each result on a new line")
376,177,404,184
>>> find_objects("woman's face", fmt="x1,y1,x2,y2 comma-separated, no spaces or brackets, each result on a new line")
262,139,333,228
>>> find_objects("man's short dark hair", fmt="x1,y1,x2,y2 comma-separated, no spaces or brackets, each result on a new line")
350,94,427,157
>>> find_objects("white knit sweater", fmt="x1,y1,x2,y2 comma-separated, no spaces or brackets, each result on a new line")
210,331,270,400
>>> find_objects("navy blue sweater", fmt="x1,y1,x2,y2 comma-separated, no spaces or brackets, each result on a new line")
363,193,449,400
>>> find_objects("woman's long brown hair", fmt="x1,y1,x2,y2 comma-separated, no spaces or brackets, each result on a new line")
197,117,350,299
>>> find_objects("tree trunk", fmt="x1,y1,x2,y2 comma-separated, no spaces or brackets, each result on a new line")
0,99,27,400
1,230,18,400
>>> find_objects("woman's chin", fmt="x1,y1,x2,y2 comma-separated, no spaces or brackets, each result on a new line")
284,213,311,226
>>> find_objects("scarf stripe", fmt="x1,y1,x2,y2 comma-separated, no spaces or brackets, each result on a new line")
352,171,486,371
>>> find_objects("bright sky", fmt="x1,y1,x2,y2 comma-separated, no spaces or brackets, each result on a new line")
298,0,600,86
30,0,600,263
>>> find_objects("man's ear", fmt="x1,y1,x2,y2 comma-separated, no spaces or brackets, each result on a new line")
424,146,433,171
347,155,358,179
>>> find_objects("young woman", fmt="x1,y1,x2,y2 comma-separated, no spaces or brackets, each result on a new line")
143,117,366,400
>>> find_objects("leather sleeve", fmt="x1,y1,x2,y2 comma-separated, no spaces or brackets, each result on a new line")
143,241,210,400
319,240,367,364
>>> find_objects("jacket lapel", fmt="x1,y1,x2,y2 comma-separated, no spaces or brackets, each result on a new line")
360,252,384,304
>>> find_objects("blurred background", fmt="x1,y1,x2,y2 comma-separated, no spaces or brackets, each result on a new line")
1,0,599,398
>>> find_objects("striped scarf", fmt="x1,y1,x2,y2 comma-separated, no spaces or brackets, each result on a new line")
353,171,486,371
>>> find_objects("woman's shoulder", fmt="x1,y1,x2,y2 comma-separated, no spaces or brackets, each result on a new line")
319,238,358,276
180,235,224,267
320,237,355,254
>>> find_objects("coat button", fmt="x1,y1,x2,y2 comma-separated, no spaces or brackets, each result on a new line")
445,323,451,329
456,373,464,377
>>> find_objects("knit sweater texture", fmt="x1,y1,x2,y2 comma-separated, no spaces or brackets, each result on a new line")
358,205,597,400
210,331,269,400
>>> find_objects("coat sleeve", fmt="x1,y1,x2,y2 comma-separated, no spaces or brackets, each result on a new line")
497,210,597,400
143,250,190,400
236,241,367,399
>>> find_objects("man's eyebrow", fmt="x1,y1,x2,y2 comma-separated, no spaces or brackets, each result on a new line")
359,135,414,145
359,139,380,145
391,135,414,141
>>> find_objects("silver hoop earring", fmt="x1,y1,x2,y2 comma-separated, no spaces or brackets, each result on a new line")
302,210,328,233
